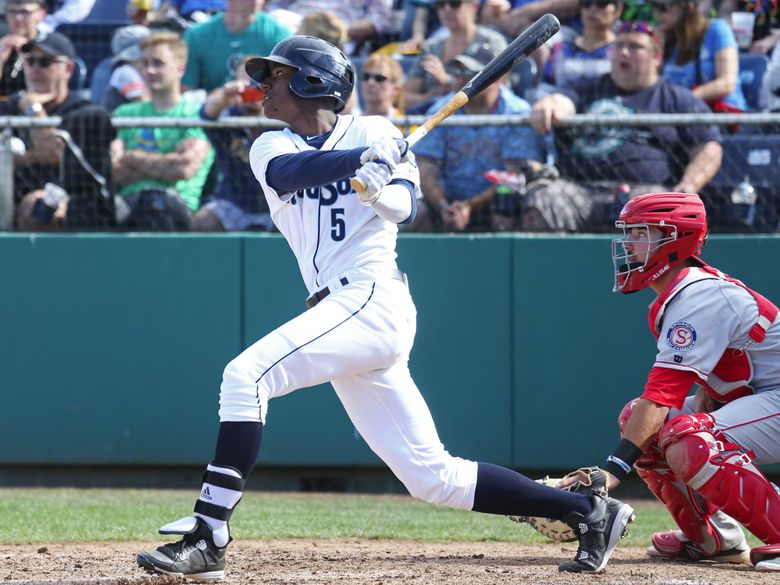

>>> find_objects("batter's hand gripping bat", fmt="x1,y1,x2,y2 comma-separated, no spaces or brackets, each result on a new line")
351,13,561,195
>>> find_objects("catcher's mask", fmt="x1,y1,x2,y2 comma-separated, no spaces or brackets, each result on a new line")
244,35,354,113
612,192,708,293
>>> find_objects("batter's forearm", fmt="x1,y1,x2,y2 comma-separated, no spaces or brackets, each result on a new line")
266,148,365,193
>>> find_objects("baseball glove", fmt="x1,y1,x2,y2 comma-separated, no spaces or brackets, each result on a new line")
508,467,608,543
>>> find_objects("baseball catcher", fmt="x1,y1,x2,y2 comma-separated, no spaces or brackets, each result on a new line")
557,193,780,572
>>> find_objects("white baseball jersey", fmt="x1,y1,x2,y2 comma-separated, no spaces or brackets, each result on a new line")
219,113,479,510
249,115,421,294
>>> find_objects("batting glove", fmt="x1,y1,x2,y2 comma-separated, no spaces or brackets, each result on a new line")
359,137,409,168
354,160,393,205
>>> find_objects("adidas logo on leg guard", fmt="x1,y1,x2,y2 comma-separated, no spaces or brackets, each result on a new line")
136,463,245,581
194,463,246,548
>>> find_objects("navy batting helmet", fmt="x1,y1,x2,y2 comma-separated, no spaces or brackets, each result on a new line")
245,36,354,113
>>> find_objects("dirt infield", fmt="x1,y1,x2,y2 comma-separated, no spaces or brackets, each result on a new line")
1,539,774,585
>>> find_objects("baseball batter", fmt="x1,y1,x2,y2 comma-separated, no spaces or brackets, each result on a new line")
136,35,634,581
562,192,780,572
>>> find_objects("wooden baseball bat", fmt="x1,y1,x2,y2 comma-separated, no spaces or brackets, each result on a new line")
351,13,561,194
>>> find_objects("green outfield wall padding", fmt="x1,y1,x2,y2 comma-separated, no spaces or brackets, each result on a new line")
0,233,778,471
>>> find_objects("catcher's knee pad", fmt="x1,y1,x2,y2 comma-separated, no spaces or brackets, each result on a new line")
660,413,780,545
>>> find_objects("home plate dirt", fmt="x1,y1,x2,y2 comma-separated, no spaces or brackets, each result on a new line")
1,540,774,584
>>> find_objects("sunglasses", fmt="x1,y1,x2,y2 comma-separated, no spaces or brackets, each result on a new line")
650,1,673,11
580,0,615,8
436,0,465,9
362,72,390,83
7,7,38,16
23,55,65,68
618,20,658,37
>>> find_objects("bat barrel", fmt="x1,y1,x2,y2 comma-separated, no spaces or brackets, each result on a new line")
461,13,561,99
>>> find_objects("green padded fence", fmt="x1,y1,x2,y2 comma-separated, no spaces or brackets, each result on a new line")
0,234,777,471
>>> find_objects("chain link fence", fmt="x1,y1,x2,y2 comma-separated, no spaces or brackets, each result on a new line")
1,112,779,233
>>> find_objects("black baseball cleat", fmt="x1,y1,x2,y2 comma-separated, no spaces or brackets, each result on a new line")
558,495,636,574
137,516,227,582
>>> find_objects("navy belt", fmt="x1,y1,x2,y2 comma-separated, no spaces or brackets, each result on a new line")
305,277,350,309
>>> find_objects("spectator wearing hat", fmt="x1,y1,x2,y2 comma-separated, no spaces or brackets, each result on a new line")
6,31,93,229
103,24,150,111
409,43,544,232
404,0,506,112
0,0,48,99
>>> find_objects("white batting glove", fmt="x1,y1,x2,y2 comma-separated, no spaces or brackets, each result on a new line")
354,160,393,205
359,137,409,168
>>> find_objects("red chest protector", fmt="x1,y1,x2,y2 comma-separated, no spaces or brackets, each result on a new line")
647,263,779,403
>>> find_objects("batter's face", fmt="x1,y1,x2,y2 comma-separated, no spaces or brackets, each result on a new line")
259,64,298,122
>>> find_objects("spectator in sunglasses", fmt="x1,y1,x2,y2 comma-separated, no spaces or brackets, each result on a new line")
404,0,507,112
5,32,94,229
359,54,405,117
0,0,48,99
524,23,722,232
653,0,747,112
540,0,623,91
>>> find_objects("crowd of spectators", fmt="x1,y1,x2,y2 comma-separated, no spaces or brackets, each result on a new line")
1,0,779,233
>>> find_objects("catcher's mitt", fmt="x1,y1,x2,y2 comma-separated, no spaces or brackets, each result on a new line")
508,467,608,543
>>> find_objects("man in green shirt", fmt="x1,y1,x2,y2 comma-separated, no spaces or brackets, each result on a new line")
182,0,291,92
112,31,214,228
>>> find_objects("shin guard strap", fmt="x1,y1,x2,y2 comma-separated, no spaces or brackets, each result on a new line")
201,470,246,492
194,499,239,522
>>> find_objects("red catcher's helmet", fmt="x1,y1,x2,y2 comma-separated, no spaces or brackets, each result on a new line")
612,192,708,293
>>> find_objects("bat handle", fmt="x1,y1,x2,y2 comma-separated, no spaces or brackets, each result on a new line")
350,176,367,194
351,93,469,196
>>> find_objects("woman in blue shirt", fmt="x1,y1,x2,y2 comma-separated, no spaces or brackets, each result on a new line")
653,0,748,111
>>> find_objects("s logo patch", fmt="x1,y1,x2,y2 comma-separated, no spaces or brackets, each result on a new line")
673,355,683,363
667,321,696,352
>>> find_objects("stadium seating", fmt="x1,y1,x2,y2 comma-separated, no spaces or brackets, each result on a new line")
89,57,112,105
82,0,131,24
739,53,770,111
704,132,780,230
69,56,88,93
58,22,125,87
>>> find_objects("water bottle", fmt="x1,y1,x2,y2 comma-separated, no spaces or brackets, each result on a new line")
486,170,525,218
494,185,520,218
609,183,631,221
614,183,631,207
730,176,757,226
